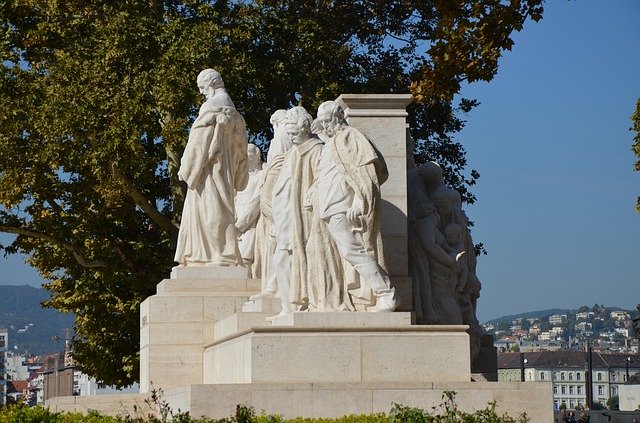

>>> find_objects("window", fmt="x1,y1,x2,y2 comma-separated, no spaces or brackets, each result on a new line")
612,373,616,382
561,386,566,394
569,386,574,395
577,372,581,381
554,386,558,394
561,372,565,380
611,387,617,396
569,372,573,380
578,386,583,395
540,372,545,380
528,371,532,380
597,372,602,381
570,400,575,408
598,386,604,395
553,372,558,380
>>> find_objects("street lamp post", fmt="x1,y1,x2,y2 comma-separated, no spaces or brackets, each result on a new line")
626,356,631,381
519,353,528,382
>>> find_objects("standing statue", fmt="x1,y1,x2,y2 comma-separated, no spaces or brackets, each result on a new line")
174,69,248,267
235,143,263,273
269,106,341,316
251,110,294,298
310,101,397,312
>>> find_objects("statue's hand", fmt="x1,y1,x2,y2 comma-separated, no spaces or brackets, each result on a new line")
347,205,363,226
216,113,230,126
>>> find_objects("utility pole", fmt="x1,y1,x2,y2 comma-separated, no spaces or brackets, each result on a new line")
585,345,593,410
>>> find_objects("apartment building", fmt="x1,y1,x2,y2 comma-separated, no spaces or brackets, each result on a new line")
0,328,7,406
498,351,640,410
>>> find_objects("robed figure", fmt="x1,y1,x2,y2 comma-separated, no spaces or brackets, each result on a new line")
174,69,248,267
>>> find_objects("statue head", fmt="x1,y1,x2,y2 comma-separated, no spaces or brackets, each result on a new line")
270,109,288,129
247,143,262,171
197,69,224,96
432,185,455,217
444,223,463,246
317,101,347,138
284,106,313,145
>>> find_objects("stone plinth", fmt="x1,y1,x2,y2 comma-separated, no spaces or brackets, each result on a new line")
139,276,259,392
336,94,412,278
170,265,248,279
203,312,470,385
162,381,553,423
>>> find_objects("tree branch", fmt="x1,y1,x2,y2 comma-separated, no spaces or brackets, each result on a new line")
110,163,179,244
0,225,108,268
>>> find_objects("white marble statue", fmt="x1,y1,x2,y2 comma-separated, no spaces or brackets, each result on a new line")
269,106,341,316
310,101,398,312
250,110,294,298
174,69,248,267
235,143,263,272
408,160,482,357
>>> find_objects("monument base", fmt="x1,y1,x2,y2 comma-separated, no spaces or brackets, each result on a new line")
162,381,552,422
204,311,470,385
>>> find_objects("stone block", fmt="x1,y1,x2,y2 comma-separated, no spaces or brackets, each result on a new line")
241,296,281,313
161,381,552,422
170,265,248,280
269,311,412,327
157,277,259,294
205,323,471,385
214,312,272,341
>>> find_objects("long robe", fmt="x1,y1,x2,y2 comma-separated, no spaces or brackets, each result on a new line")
174,101,248,266
319,126,388,310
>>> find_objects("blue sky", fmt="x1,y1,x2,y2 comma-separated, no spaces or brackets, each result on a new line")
1,1,638,322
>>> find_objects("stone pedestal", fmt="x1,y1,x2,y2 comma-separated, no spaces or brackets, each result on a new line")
139,274,259,392
203,311,470,385
337,94,412,278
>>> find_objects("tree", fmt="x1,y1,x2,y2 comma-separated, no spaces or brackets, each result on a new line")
0,0,543,386
606,396,619,410
632,98,640,212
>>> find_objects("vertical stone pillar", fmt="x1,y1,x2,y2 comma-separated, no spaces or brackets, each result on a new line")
336,94,412,278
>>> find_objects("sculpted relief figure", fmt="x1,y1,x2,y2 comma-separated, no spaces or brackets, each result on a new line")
408,161,482,356
235,144,263,272
310,101,398,312
174,69,248,267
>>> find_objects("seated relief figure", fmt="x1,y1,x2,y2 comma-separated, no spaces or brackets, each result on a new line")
307,101,398,312
174,69,248,267
234,143,263,274
408,161,482,356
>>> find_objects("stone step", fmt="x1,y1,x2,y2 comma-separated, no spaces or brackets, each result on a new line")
214,312,272,341
269,311,413,327
241,296,281,313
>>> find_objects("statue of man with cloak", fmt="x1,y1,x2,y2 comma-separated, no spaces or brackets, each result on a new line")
174,68,248,267
311,101,398,312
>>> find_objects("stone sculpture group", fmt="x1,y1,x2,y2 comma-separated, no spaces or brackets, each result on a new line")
174,69,481,336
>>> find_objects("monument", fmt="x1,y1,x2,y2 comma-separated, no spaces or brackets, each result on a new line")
48,71,551,422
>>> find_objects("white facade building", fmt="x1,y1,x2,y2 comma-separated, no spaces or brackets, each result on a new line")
499,351,640,410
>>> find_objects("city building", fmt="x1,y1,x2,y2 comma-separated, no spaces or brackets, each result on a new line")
0,328,7,406
549,314,567,325
498,351,640,410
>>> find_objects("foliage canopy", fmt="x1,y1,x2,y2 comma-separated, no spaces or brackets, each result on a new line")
0,0,542,385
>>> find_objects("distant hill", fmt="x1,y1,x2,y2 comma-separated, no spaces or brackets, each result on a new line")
485,308,573,324
485,306,633,325
0,284,74,355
